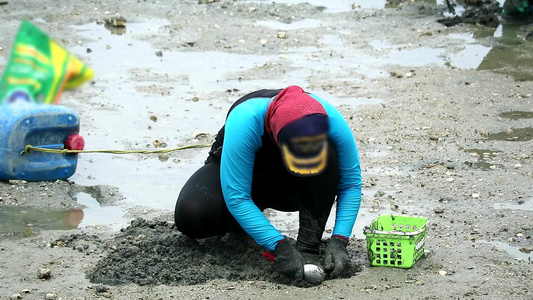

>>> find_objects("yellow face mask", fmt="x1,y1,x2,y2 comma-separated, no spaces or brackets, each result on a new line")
281,138,328,176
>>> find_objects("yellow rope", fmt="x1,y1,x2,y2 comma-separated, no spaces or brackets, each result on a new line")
20,144,211,155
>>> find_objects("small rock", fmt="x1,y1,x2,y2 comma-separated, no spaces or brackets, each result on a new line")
514,164,522,169
149,115,157,122
38,268,51,279
10,294,22,300
390,71,403,78
260,38,268,45
158,154,170,162
96,284,108,293
434,207,444,214
472,193,480,199
45,293,57,300
155,50,163,57
438,270,447,276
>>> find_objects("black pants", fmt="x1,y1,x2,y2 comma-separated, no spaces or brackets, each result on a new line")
174,143,340,252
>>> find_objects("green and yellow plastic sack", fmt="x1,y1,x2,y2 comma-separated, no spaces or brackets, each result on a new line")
0,20,94,105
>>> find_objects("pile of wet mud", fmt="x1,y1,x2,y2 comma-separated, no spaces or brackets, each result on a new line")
85,218,362,286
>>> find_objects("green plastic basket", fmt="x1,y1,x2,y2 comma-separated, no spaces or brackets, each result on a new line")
363,214,428,268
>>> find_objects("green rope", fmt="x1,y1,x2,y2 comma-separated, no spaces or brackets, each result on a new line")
20,144,211,155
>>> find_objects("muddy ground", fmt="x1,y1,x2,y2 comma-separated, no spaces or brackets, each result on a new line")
1,0,532,299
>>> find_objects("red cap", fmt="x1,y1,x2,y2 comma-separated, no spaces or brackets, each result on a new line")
65,134,85,151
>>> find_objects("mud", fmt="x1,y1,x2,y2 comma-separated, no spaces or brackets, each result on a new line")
84,218,362,286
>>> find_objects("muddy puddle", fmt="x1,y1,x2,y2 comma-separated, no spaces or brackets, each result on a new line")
464,148,503,170
482,240,533,261
499,110,533,120
0,206,84,237
487,127,533,141
493,198,533,211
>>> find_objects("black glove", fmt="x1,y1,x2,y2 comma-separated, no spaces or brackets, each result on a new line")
323,235,350,278
272,238,305,281
503,0,529,16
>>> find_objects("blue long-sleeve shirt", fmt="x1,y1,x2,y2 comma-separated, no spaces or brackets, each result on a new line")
219,92,362,250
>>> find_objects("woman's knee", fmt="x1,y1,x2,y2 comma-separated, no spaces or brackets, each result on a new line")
174,162,228,238
174,202,208,238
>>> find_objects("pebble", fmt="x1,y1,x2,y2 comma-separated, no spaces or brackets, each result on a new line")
10,294,21,300
434,207,445,214
96,284,109,293
38,268,51,279
472,193,480,199
45,293,57,300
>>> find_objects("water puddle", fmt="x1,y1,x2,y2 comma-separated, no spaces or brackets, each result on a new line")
464,148,502,170
0,206,84,238
482,240,532,261
476,21,533,81
493,198,533,211
487,127,533,141
74,192,129,229
499,111,533,120
0,192,129,238
368,34,492,71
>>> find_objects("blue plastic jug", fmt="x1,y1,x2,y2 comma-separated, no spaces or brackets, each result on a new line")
0,103,83,181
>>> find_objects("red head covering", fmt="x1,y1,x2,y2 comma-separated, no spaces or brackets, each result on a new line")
265,86,327,145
